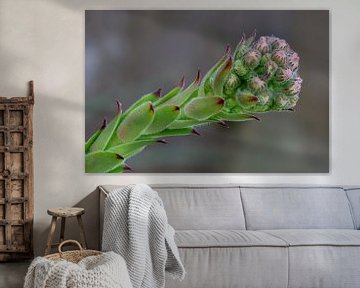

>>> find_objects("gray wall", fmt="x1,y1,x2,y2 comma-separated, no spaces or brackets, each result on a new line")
0,0,359,256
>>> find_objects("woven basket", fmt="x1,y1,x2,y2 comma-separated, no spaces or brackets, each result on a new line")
45,240,102,263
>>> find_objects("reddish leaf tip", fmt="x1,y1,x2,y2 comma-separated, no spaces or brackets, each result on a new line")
192,128,201,136
149,103,155,113
251,115,261,121
157,139,168,144
178,76,185,88
225,56,233,69
195,69,202,85
217,98,225,106
101,117,107,129
225,44,231,55
250,29,257,39
154,88,162,97
124,165,132,171
116,100,122,114
249,96,259,103
115,154,124,160
218,120,229,128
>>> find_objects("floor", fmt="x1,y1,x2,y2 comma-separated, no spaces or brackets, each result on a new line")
0,261,30,288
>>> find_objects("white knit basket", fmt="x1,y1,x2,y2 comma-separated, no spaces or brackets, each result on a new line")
24,240,133,288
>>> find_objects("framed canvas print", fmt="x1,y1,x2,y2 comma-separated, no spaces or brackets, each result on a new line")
85,10,329,173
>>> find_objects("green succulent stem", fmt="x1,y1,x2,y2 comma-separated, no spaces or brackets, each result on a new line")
85,34,302,173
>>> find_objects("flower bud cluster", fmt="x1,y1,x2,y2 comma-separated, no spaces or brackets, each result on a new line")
224,35,302,112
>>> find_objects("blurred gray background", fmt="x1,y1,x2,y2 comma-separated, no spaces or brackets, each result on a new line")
85,10,329,173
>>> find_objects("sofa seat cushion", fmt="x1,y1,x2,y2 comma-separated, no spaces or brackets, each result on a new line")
259,230,360,288
175,230,288,248
262,229,360,246
166,246,289,288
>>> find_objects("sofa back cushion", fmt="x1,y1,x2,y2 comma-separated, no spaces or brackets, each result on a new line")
345,188,360,229
154,186,246,230
240,187,355,230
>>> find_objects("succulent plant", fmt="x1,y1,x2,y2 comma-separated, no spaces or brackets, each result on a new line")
85,33,303,173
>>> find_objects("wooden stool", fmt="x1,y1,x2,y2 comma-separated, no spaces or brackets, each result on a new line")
45,207,87,255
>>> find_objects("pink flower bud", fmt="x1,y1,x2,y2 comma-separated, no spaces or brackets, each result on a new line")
249,77,266,92
288,94,299,108
272,49,288,66
264,60,278,77
243,49,261,68
287,77,303,95
224,73,240,94
233,60,248,77
272,39,289,50
257,92,271,105
276,67,293,82
265,36,279,45
254,36,270,54
275,94,290,108
288,52,300,70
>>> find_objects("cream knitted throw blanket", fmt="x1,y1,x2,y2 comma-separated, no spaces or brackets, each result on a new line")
24,251,133,288
102,184,185,288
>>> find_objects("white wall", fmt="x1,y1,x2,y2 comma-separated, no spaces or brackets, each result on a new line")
0,0,359,256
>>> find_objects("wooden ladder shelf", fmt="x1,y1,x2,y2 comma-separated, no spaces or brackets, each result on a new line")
0,81,34,261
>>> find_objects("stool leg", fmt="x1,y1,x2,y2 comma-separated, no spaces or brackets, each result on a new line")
60,217,66,243
77,215,87,249
45,216,57,255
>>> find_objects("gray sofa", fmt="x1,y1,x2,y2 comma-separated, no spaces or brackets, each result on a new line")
99,185,360,288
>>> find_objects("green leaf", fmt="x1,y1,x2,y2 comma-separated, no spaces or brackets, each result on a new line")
237,91,259,108
122,91,159,119
85,126,104,154
140,128,194,140
234,32,256,59
145,105,180,134
184,96,225,120
107,139,156,158
159,72,201,107
107,164,130,173
198,52,229,97
90,110,123,152
153,86,182,107
168,119,215,129
117,102,155,143
85,151,124,173
213,56,233,95
213,111,259,121
104,92,160,148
